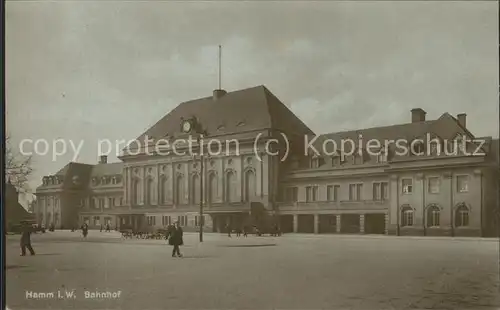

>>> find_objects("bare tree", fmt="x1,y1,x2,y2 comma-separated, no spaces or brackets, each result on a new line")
5,135,33,194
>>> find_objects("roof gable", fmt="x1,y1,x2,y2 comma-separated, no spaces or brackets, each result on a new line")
126,85,314,154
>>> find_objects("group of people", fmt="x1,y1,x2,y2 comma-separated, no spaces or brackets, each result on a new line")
99,224,112,232
225,224,282,237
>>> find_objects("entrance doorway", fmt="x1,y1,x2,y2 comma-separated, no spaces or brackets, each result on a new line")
279,215,293,233
340,214,360,233
298,215,314,233
364,214,386,234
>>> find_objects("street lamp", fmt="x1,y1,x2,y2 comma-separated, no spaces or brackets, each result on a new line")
196,132,206,243
181,117,205,242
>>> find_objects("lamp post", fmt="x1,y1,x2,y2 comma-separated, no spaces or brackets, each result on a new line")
198,135,204,243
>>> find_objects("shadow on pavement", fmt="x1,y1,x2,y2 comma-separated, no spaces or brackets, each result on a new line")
5,265,27,270
219,244,277,248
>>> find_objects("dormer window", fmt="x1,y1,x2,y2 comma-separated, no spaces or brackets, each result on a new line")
331,156,341,167
377,149,387,163
310,157,320,168
430,142,440,156
411,141,425,156
352,152,363,165
453,134,467,155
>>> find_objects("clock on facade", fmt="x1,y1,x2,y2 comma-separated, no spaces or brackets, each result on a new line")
182,120,192,133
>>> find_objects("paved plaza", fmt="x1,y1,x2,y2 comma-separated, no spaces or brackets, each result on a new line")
5,231,500,309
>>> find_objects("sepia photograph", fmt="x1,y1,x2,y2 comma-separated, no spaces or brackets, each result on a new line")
4,1,500,309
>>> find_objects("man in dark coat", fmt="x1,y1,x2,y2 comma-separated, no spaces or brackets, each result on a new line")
168,222,183,257
20,224,35,256
81,223,88,238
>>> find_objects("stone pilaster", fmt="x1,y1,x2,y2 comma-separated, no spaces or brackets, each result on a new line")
314,214,319,234
293,214,298,233
384,213,389,235
359,214,365,234
336,215,341,233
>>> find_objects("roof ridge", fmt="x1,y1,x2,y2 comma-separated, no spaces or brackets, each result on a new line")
321,120,436,137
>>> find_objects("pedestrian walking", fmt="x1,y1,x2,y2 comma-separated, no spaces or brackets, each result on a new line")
106,224,111,232
81,223,88,238
20,224,35,256
168,222,183,257
243,225,248,237
226,224,232,237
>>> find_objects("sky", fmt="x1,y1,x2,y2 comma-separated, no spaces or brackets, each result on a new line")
5,0,499,201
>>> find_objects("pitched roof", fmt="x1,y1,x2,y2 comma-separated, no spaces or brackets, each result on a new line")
91,162,123,176
37,161,123,192
129,85,315,151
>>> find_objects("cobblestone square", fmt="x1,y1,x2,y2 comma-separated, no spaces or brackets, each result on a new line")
6,231,500,309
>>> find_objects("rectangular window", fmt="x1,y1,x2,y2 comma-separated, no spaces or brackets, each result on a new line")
356,184,362,201
457,175,469,193
93,216,100,226
162,216,172,226
402,179,413,194
195,216,205,227
349,184,363,201
373,182,389,200
373,183,381,200
177,216,187,226
285,187,298,202
306,187,312,202
147,216,156,226
381,182,388,200
108,197,113,208
327,186,334,201
428,177,440,194
349,184,356,201
99,198,105,208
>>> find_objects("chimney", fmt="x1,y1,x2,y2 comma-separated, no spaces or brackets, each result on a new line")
99,155,107,164
213,89,227,101
411,108,426,123
457,113,467,128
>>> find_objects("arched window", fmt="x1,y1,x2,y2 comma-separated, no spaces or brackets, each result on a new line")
132,178,140,205
401,205,414,227
427,205,440,227
191,174,200,204
225,171,236,202
244,169,256,202
176,175,185,205
455,204,469,227
208,173,217,204
145,178,154,205
160,177,168,204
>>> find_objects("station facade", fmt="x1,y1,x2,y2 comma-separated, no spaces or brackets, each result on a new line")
35,86,499,236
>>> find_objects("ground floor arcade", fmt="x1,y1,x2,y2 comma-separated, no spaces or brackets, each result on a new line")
278,213,389,235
